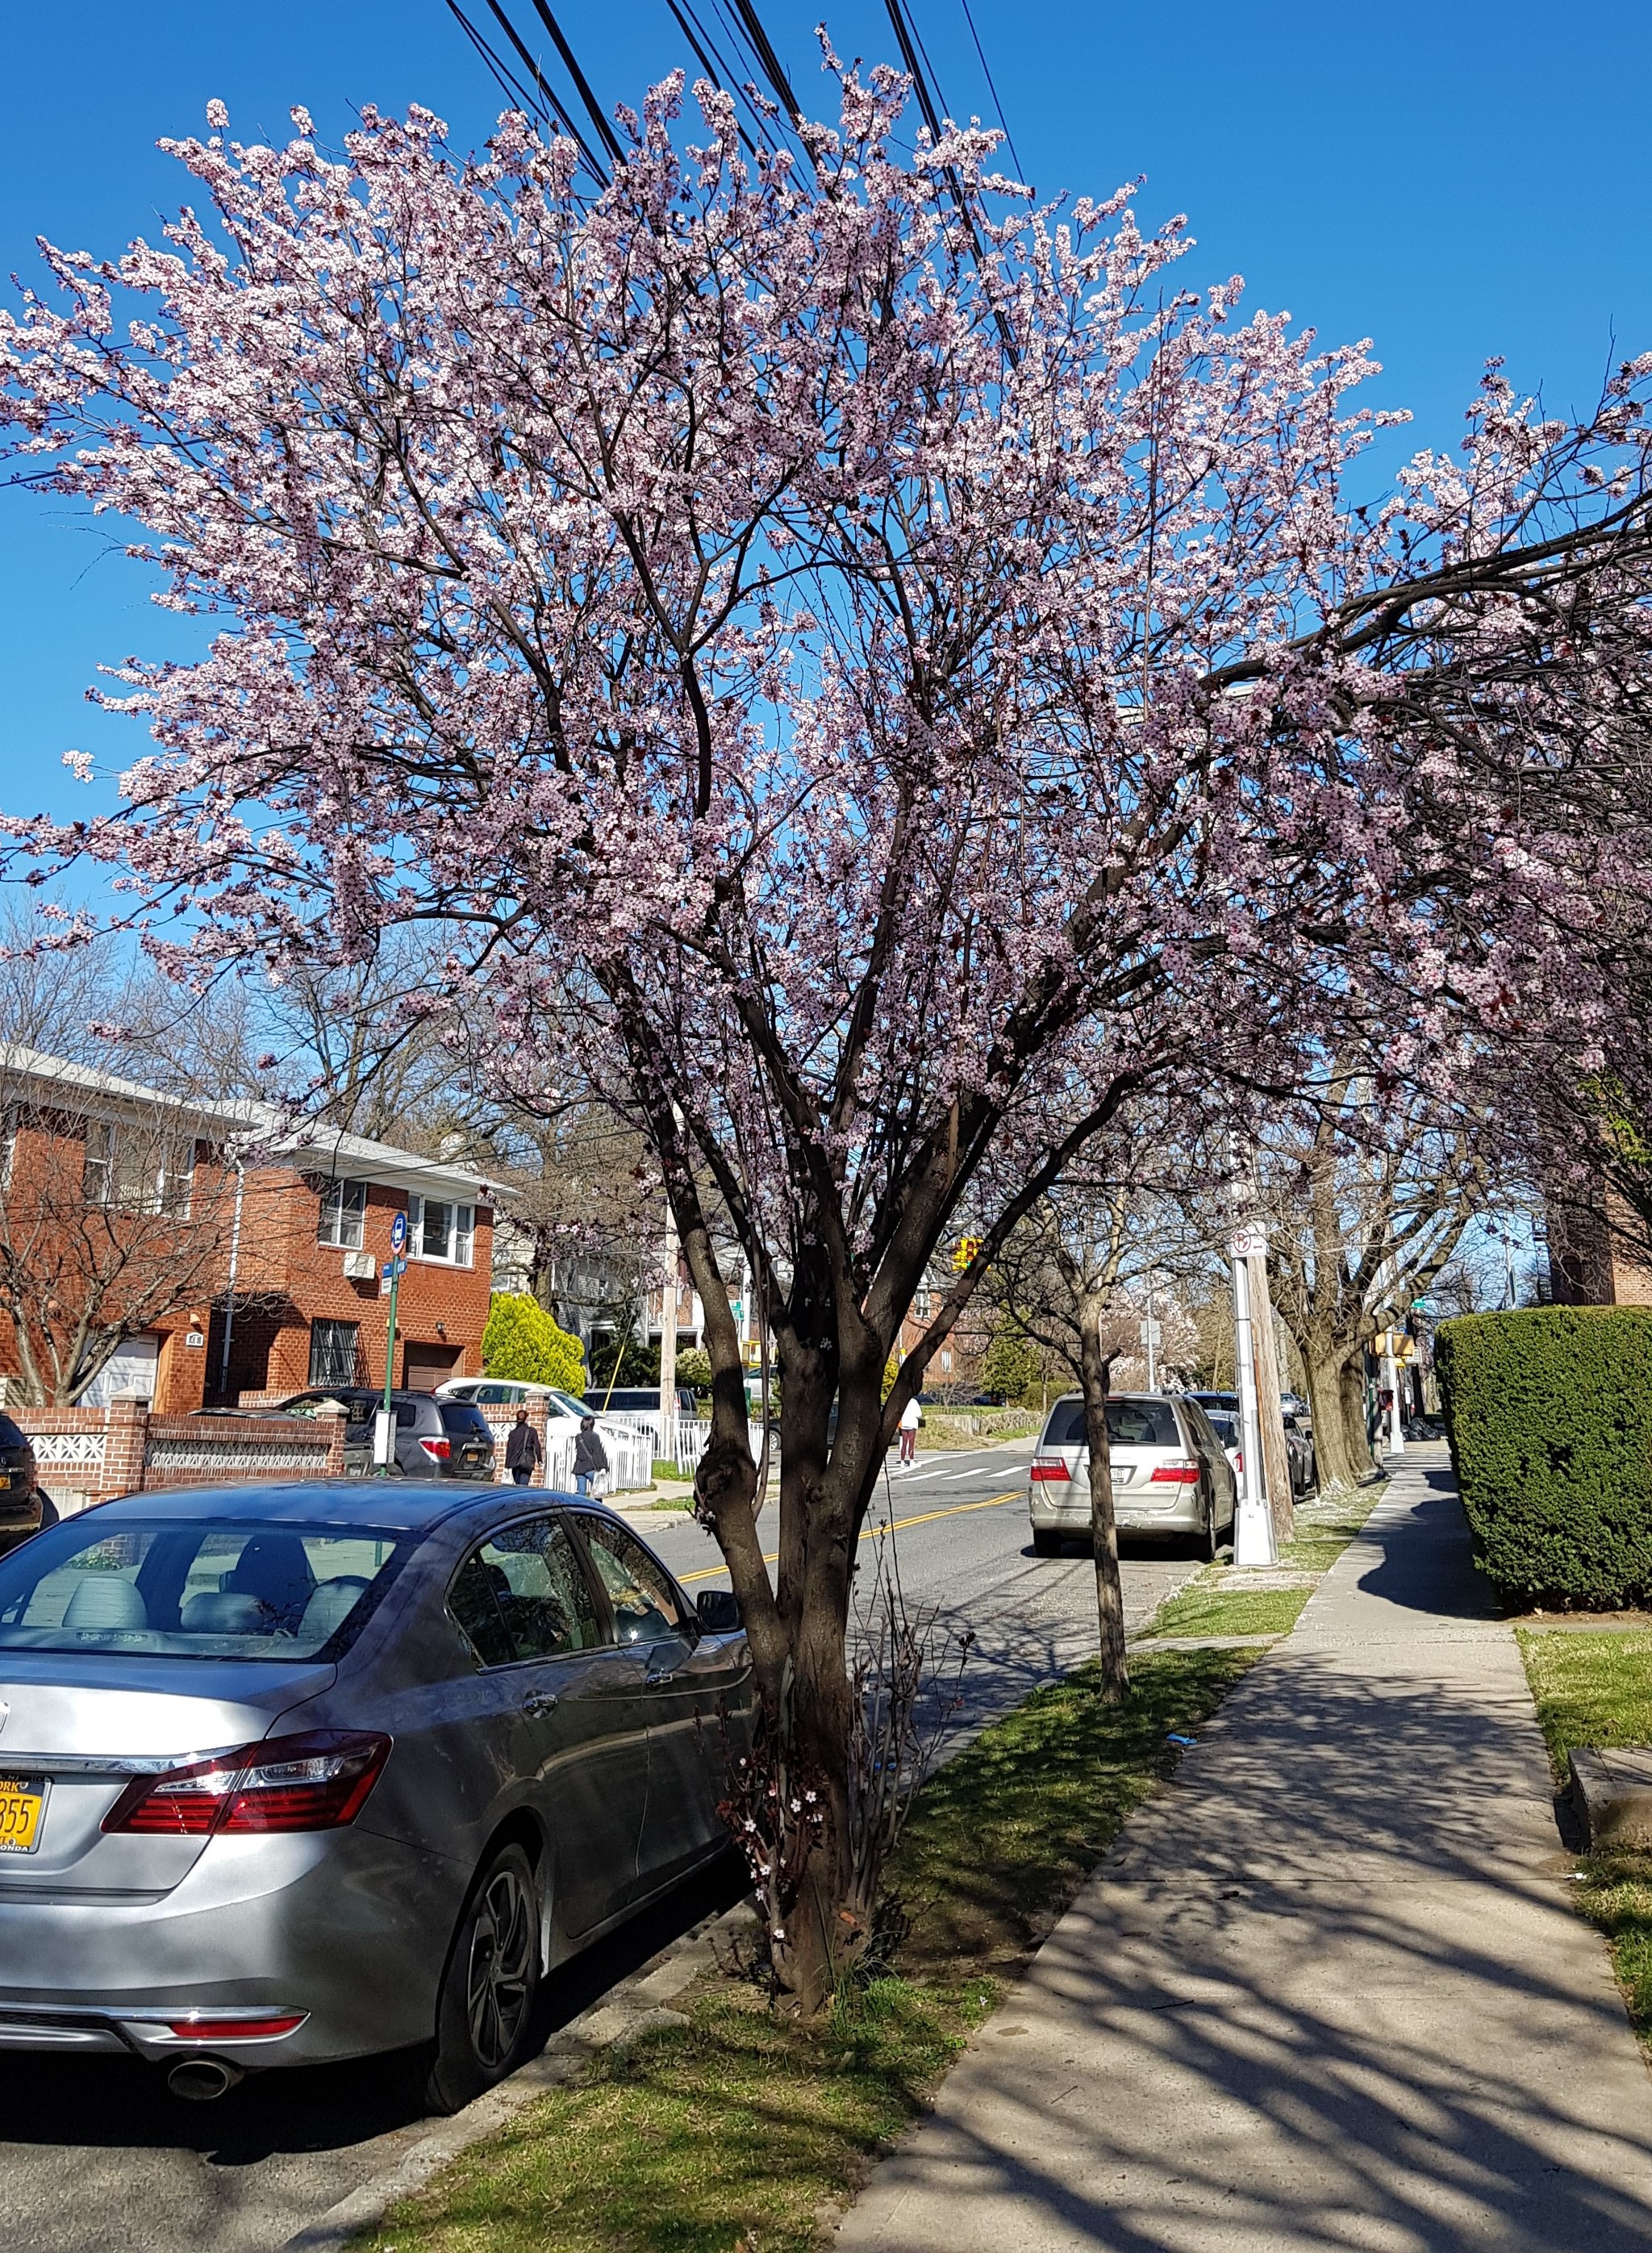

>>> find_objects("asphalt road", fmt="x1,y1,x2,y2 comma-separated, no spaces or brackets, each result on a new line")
0,1443,1199,2253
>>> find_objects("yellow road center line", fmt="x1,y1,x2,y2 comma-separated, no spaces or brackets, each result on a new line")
678,1484,1024,1583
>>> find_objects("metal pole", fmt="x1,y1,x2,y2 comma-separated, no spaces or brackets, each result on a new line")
377,1263,401,1477
1230,1231,1276,1567
1385,1334,1404,1458
658,1205,679,1466
1145,1273,1158,1393
216,1152,245,1404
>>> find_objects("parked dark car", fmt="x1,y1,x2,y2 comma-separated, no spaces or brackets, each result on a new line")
278,1390,495,1480
0,1414,51,1554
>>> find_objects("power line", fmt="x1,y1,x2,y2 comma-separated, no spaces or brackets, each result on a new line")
524,0,629,166
956,0,1025,181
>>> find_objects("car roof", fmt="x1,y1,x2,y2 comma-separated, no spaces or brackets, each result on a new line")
83,1476,500,1536
80,1478,639,1543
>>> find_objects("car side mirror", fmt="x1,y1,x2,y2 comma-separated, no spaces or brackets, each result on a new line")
695,1588,741,1633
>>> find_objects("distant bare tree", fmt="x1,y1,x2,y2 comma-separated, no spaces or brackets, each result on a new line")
0,1053,239,1404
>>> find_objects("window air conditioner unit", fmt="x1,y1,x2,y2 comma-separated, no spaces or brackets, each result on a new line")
342,1251,378,1281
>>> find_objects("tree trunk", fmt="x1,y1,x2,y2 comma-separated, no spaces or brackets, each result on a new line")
1305,1348,1362,1492
1338,1358,1375,1481
1078,1312,1128,1702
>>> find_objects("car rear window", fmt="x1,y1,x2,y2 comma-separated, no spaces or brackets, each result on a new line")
0,1518,405,1660
0,1415,28,1451
1042,1398,1182,1450
440,1403,492,1436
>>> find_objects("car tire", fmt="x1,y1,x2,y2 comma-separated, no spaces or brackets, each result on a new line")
411,1842,541,2116
1031,1528,1062,1555
1204,1502,1223,1562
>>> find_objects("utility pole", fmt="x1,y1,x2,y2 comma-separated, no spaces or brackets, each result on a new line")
658,1203,679,1458
1245,1242,1295,1544
1229,1224,1277,1567
1383,1328,1404,1458
1143,1270,1158,1392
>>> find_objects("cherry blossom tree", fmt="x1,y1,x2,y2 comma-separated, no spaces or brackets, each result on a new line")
2,64,1648,2006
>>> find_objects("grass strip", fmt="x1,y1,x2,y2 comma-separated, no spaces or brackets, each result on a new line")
354,1647,1254,2253
1147,1585,1311,1641
1516,1625,1652,2041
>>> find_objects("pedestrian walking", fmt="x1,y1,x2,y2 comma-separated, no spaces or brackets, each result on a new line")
504,1407,542,1487
898,1394,922,1466
573,1414,610,1497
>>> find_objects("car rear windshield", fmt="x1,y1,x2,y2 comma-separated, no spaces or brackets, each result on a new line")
0,1415,28,1451
1042,1399,1182,1450
440,1403,492,1436
0,1518,405,1660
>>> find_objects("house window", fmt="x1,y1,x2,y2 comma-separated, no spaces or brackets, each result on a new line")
308,1319,361,1388
318,1176,367,1250
410,1195,473,1266
82,1121,195,1216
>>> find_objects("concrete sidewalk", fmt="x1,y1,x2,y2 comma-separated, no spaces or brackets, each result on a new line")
838,1445,1652,2252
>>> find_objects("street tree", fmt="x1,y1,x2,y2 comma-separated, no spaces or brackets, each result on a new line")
2,69,1647,2006
1259,1072,1490,1489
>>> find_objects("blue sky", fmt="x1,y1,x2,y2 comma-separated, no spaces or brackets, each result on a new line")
2,0,1647,842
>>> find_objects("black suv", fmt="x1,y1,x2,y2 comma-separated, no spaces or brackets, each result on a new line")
278,1388,496,1479
0,1414,50,1553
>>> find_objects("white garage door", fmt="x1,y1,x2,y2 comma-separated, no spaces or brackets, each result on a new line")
79,1334,160,1408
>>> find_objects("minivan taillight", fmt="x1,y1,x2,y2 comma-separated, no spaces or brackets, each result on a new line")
419,1436,452,1462
1149,1463,1201,1483
1029,1457,1070,1483
102,1732,391,1837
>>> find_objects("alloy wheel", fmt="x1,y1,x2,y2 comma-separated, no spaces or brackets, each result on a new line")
465,1863,536,2069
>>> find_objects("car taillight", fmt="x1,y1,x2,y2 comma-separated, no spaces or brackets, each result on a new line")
102,1732,391,1837
419,1436,452,1462
1149,1463,1202,1483
1029,1458,1070,1482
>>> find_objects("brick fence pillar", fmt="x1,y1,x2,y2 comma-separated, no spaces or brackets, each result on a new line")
100,1398,150,1500
318,1404,348,1479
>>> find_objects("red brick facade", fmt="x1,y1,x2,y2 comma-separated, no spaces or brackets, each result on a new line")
0,1050,496,1411
215,1169,494,1405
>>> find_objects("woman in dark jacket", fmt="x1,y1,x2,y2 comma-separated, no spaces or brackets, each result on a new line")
572,1416,610,1497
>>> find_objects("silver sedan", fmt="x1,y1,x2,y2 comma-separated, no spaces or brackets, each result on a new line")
0,1479,752,2109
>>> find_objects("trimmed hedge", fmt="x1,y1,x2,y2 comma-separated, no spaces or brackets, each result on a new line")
1437,1306,1652,1608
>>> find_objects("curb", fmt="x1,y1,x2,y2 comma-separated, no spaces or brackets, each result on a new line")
277,1896,759,2253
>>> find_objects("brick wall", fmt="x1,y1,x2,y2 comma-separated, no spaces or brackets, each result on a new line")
15,1400,346,1513
221,1169,493,1402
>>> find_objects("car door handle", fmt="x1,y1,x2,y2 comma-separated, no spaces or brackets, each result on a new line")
524,1692,559,1717
645,1662,679,1684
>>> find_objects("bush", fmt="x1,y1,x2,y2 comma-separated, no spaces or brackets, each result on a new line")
1437,1307,1652,1607
674,1348,713,1396
481,1293,586,1392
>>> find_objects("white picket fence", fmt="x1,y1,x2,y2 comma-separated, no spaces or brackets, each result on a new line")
597,1412,757,1477
550,1424,653,1495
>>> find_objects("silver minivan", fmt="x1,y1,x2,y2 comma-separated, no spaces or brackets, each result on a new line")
1028,1392,1237,1558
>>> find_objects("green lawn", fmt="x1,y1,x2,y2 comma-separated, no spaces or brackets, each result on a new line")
354,1647,1255,2253
1147,1584,1312,1641
1516,1627,1652,2041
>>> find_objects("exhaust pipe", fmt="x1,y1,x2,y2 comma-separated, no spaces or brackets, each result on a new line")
166,2056,244,2102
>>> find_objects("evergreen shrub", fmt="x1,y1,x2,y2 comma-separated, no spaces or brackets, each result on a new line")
481,1292,586,1392
1437,1306,1652,1607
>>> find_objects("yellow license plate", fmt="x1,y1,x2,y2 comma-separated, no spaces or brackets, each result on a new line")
0,1778,45,1855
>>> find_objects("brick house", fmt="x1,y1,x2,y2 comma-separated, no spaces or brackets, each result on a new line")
218,1126,497,1404
0,1046,497,1411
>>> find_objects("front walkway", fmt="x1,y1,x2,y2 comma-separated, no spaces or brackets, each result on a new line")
838,1446,1652,2251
